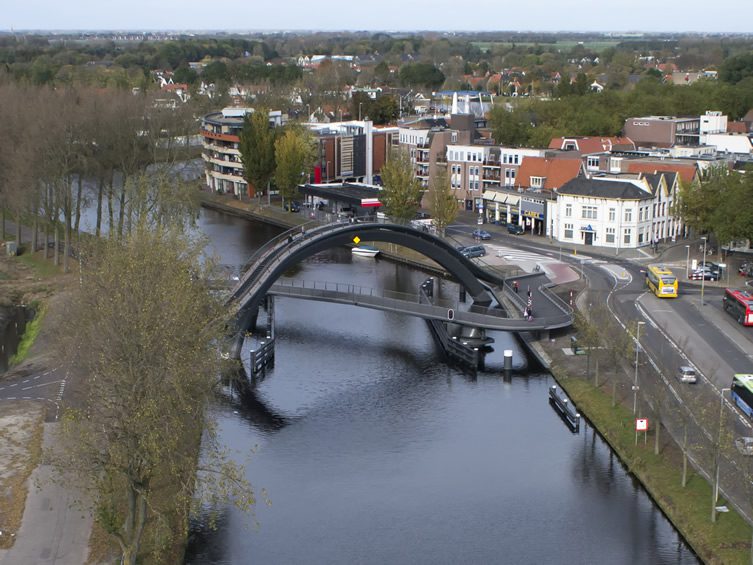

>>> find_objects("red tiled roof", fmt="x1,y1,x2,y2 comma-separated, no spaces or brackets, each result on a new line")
548,136,635,154
516,157,582,190
727,121,749,134
626,162,697,184
162,83,188,91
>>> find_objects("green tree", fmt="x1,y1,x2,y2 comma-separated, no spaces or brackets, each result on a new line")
53,225,254,565
427,166,457,236
274,126,315,206
239,109,277,199
398,63,445,89
379,149,423,224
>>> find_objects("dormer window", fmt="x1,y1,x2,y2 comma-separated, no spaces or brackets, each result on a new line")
530,176,544,188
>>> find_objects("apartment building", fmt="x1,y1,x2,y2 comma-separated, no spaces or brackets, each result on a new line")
307,121,399,184
200,107,286,198
623,115,701,148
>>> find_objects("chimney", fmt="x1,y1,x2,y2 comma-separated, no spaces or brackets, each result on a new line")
365,120,373,185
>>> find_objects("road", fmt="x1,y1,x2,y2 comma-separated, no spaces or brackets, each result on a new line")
481,226,753,523
0,365,67,422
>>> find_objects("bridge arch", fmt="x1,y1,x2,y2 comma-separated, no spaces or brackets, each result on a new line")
228,222,505,356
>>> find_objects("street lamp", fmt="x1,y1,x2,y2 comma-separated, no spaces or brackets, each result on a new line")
359,102,363,121
685,245,690,278
701,236,707,306
633,321,646,419
712,387,731,523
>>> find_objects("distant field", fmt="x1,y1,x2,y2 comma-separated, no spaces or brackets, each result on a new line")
472,40,622,53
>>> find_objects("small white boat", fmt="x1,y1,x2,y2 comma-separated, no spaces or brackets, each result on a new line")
351,244,380,258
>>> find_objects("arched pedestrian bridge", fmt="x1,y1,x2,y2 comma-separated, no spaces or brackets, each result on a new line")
227,221,573,358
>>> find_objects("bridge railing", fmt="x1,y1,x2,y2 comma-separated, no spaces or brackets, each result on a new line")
272,278,460,310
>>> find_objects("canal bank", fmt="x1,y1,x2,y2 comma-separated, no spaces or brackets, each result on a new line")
529,329,751,563
201,190,747,563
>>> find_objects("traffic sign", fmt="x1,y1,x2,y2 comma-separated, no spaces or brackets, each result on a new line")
636,418,648,432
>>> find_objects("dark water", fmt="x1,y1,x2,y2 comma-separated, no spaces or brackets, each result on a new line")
186,208,697,564
0,305,31,374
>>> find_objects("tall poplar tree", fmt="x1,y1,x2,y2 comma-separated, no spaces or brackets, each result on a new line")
274,126,315,207
379,149,423,224
239,109,277,199
427,167,457,236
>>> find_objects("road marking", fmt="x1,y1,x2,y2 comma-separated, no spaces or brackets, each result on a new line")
21,379,63,391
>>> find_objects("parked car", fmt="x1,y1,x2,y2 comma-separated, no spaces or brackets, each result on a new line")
507,223,524,235
284,200,301,213
457,244,486,259
735,437,753,456
690,267,720,281
472,229,492,240
677,366,698,384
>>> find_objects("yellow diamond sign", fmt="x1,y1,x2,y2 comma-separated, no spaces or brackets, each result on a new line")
353,236,361,244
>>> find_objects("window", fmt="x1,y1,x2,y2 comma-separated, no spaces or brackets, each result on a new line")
565,204,572,218
530,176,544,188
514,154,519,165
624,208,633,222
564,223,574,239
451,132,457,143
587,156,599,170
582,206,597,220
606,227,615,243
608,208,615,222
624,229,631,245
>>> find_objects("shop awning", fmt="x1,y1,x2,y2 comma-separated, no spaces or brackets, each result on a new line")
483,191,520,207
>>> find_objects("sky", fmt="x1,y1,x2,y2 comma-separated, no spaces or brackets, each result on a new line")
3,0,753,33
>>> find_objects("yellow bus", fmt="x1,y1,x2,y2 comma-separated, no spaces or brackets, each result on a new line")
646,265,678,298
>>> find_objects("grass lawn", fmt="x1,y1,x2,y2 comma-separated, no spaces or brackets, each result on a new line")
559,376,752,564
16,252,63,279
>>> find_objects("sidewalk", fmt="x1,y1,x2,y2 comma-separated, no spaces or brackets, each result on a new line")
0,424,92,565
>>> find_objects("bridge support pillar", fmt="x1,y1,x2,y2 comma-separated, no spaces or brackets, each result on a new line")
503,349,513,379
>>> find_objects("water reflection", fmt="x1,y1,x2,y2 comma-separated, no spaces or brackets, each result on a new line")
184,209,697,565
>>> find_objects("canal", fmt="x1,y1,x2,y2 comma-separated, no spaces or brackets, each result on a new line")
186,207,696,564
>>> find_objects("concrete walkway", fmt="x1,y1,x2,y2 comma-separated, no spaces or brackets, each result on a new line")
0,424,92,565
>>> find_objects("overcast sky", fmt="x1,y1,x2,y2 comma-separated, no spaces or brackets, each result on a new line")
4,0,753,33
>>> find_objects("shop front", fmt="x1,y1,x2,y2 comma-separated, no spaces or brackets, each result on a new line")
520,195,546,236
482,190,521,225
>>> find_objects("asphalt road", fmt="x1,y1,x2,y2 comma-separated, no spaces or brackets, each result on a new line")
0,365,66,421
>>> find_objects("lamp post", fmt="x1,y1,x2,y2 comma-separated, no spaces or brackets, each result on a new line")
701,236,707,306
305,103,310,120
359,102,363,121
632,321,645,420
685,245,690,278
712,387,730,523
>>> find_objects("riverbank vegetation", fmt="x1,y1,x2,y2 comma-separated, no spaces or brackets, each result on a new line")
9,301,44,367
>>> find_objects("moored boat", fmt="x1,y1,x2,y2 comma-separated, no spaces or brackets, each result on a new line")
351,244,380,258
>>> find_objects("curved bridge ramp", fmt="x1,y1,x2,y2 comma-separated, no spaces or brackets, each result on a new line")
226,221,573,358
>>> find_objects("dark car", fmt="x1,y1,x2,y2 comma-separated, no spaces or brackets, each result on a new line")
457,244,486,259
690,267,720,281
739,262,753,277
507,223,524,235
472,229,492,240
284,200,301,213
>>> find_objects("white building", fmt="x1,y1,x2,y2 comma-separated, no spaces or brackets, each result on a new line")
550,175,684,249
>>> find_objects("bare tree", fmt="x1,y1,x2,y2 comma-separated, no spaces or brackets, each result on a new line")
53,224,254,564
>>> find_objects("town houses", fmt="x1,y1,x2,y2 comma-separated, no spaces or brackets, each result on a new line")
202,101,752,249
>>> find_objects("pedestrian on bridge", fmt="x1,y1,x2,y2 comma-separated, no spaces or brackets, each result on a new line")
513,280,519,294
